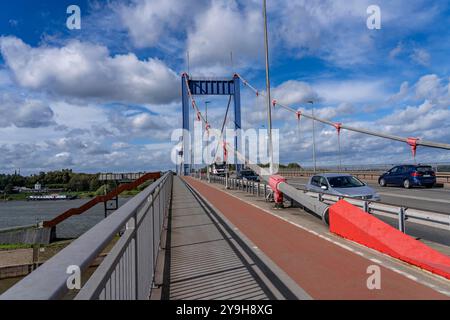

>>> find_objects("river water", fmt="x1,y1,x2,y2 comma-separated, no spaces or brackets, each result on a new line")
0,198,130,239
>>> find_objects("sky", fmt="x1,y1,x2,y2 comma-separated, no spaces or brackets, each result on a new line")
0,0,449,175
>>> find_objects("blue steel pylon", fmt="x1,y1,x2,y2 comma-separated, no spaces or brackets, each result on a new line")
181,73,242,176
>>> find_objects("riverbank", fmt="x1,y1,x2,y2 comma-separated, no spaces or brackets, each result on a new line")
1,188,144,202
0,237,118,295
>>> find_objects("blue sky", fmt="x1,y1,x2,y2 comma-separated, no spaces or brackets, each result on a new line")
0,0,450,174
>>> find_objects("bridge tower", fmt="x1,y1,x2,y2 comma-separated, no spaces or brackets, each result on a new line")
181,74,242,176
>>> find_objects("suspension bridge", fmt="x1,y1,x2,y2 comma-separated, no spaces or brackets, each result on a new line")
1,73,450,300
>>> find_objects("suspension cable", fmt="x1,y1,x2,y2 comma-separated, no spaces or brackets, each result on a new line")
236,73,450,152
213,95,233,161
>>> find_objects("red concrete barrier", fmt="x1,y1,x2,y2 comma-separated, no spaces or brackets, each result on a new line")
269,175,287,204
329,200,450,280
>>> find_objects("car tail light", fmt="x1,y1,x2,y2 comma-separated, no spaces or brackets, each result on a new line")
411,172,421,177
431,172,436,176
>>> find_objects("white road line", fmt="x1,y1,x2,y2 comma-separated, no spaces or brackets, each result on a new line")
378,192,450,204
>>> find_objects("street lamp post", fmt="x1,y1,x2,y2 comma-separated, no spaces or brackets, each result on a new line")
263,0,274,175
309,101,317,173
205,101,211,182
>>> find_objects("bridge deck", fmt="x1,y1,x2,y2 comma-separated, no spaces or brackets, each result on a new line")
182,176,449,300
162,177,292,300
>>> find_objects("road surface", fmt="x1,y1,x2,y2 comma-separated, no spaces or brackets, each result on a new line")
287,177,450,214
287,177,450,246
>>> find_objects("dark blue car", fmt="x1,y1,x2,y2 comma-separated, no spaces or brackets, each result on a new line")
237,169,260,182
378,165,436,189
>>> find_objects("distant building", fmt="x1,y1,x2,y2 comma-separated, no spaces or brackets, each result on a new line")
34,182,42,191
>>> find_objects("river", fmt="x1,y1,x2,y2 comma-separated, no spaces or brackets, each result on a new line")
0,198,130,239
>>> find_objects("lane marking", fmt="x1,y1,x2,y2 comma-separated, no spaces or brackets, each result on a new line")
189,179,450,296
378,192,450,204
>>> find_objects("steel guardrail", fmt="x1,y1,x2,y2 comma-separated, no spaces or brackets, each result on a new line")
0,172,173,300
197,173,450,233
276,169,450,184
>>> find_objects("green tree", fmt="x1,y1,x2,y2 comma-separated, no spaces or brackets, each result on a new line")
287,163,301,169
5,183,13,194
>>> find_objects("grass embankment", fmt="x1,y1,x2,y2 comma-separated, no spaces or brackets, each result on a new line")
0,243,33,250
0,240,73,253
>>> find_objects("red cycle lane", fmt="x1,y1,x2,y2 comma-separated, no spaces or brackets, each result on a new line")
184,177,448,300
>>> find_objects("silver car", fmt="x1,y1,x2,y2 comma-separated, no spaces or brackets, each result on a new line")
305,173,381,201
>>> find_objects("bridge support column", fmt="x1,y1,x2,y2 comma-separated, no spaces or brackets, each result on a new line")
233,74,242,175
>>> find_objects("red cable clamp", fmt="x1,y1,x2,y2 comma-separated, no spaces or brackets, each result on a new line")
191,100,196,109
256,90,259,97
205,123,211,131
407,137,419,157
269,175,287,204
196,111,201,121
223,141,228,162
296,111,302,121
272,99,277,108
334,123,342,135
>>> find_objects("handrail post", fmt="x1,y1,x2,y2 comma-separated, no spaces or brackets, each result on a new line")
133,211,139,299
363,201,370,213
399,207,406,233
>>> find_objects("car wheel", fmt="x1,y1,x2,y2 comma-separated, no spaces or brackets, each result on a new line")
323,210,330,226
403,179,411,189
379,178,386,187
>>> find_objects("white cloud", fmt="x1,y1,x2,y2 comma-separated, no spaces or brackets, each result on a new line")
415,74,449,103
271,80,319,106
116,0,207,50
0,93,55,128
186,0,263,73
314,80,386,104
387,81,409,103
389,42,403,59
411,48,431,66
273,0,441,67
107,108,178,140
0,36,179,104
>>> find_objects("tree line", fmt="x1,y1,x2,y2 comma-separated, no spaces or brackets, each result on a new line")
0,169,105,194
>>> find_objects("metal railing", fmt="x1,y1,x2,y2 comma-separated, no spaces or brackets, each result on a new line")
0,172,173,300
199,173,450,233
277,169,450,184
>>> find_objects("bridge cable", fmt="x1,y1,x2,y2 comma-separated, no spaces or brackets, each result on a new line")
236,73,450,157
213,95,233,163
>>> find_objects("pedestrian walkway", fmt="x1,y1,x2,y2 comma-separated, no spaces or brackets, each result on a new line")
162,177,294,300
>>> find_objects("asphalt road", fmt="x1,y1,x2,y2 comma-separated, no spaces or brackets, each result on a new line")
287,177,450,214
287,177,450,246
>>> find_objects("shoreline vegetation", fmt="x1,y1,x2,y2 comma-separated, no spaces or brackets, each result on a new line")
0,169,154,202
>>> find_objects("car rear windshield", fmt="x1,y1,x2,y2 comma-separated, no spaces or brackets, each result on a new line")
328,176,365,188
416,166,433,173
